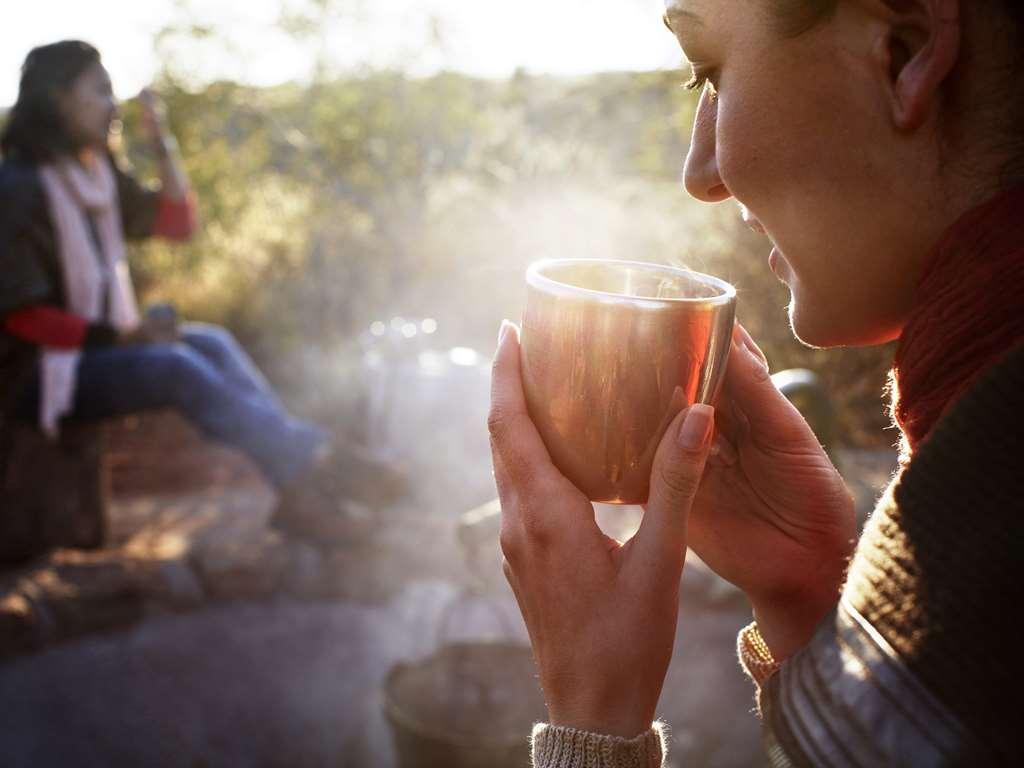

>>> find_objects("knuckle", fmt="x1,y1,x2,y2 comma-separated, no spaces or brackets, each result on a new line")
515,494,556,547
498,525,520,561
518,509,548,543
486,405,510,442
493,466,562,553
656,462,702,500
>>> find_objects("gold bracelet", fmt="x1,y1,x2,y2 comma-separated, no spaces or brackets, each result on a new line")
737,621,780,686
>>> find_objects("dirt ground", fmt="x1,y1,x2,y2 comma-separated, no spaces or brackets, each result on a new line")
0,413,897,768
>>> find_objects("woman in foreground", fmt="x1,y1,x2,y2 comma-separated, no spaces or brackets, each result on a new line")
490,0,1023,764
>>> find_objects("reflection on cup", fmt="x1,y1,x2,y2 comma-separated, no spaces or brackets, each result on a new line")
521,258,736,504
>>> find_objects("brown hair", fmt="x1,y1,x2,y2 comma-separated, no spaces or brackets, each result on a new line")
768,0,1024,186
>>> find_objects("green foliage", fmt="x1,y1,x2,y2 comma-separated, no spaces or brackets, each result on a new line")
119,69,893,448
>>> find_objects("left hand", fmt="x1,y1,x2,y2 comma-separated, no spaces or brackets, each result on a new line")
130,305,180,344
489,321,715,738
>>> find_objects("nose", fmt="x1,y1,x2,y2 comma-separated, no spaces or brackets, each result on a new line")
683,89,731,203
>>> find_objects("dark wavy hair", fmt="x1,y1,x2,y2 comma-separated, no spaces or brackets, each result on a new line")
0,40,102,164
770,0,1024,39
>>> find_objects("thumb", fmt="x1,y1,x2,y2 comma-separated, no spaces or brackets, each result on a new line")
724,327,816,446
633,404,715,570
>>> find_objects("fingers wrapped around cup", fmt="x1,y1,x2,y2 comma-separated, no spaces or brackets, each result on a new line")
519,259,735,504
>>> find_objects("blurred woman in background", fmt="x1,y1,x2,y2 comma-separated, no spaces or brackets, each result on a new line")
490,0,1023,765
0,41,402,546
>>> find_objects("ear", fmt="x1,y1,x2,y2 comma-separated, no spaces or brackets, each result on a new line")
881,0,962,131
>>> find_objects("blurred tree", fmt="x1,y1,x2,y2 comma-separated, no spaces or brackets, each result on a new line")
108,6,895,448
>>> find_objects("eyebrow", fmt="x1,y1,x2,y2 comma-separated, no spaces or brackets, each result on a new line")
663,6,704,34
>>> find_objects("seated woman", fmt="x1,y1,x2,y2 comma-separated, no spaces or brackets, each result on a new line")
0,40,399,545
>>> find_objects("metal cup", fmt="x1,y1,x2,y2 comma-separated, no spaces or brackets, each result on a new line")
521,258,736,504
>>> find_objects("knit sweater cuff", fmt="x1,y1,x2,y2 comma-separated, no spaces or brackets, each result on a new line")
737,621,781,688
531,721,666,768
737,621,781,716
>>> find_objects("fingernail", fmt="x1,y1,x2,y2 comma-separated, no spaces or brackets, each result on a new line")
669,385,687,410
498,319,513,345
746,343,769,373
734,328,770,372
709,433,738,466
733,338,769,376
678,404,714,449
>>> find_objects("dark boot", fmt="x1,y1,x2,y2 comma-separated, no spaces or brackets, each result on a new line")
269,440,409,547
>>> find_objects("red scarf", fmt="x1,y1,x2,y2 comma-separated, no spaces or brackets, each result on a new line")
891,185,1024,462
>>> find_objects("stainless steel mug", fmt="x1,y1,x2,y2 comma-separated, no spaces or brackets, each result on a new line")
521,258,736,504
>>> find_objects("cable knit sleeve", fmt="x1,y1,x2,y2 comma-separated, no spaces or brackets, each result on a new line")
531,722,667,768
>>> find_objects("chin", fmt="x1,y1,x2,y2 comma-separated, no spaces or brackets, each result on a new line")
788,307,833,349
787,299,900,350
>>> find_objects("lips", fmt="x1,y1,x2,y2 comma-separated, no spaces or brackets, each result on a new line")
769,246,791,282
738,209,785,278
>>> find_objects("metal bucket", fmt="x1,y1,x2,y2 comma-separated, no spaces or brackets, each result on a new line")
383,639,546,768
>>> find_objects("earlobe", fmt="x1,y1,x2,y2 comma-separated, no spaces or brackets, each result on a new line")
885,0,961,131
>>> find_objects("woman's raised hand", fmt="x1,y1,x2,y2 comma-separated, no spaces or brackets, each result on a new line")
137,87,169,145
137,87,190,199
489,321,716,738
687,325,856,660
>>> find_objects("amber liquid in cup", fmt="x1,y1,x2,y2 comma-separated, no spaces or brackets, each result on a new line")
521,259,736,504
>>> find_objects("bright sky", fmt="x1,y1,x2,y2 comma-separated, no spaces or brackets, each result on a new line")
1,0,683,106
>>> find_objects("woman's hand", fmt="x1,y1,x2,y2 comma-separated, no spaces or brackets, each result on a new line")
688,325,857,660
137,87,169,145
118,309,180,346
137,87,190,201
489,321,716,738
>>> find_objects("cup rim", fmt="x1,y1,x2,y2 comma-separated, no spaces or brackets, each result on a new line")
526,258,737,307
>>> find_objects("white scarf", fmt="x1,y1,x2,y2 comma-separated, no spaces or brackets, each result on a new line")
37,155,140,437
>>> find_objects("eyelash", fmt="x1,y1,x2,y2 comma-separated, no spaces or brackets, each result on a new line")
683,65,717,97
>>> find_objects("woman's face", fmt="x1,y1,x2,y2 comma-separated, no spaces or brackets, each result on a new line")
666,0,947,348
59,62,117,152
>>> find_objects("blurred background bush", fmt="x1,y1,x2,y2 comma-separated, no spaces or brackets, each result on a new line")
5,0,899,452
125,65,895,449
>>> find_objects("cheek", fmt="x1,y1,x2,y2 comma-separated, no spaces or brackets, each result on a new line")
715,87,850,243
89,96,109,119
713,93,785,205
68,97,94,127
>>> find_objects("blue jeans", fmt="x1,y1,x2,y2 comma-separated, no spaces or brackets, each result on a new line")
16,323,325,489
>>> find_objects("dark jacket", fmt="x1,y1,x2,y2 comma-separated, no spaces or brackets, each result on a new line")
0,156,161,411
761,340,1024,766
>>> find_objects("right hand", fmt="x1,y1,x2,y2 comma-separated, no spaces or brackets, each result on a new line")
137,87,169,144
685,325,857,660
